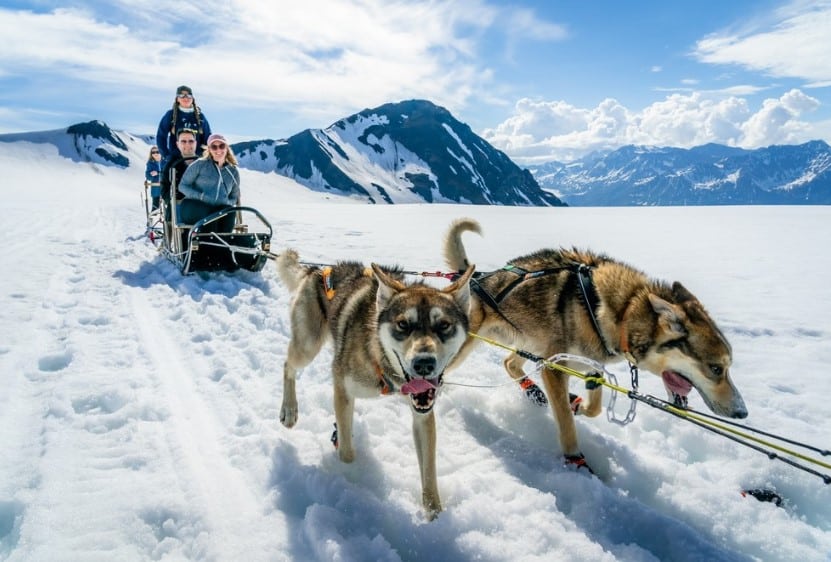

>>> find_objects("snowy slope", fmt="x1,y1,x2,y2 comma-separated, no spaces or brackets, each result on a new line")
0,139,830,562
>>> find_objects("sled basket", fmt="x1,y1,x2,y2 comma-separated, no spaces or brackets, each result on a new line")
163,205,273,275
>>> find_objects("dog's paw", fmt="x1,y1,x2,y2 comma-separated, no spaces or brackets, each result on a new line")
563,453,595,475
422,493,442,521
519,378,548,406
279,402,298,428
338,447,355,463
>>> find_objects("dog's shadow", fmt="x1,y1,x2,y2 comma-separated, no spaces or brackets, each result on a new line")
456,405,753,562
269,438,471,561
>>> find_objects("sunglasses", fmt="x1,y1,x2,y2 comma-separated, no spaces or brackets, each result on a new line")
177,93,193,99
209,143,227,150
150,150,159,154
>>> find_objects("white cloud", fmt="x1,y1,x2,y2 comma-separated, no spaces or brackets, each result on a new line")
0,1,536,127
503,8,568,41
692,0,831,83
741,88,821,146
484,89,822,164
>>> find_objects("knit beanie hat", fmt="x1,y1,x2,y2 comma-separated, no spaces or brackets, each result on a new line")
177,85,193,95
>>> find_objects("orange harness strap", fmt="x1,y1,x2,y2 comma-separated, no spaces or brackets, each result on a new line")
375,362,394,395
321,266,374,301
321,267,335,300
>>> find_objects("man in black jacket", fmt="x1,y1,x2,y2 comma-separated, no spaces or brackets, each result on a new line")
159,128,199,218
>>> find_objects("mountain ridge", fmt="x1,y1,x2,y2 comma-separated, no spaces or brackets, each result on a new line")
530,140,831,205
233,99,564,206
2,101,829,206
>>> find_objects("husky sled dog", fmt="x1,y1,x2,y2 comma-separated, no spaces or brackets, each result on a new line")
443,218,747,470
276,249,475,519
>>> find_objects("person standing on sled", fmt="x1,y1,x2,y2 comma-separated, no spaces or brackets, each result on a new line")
155,85,211,166
177,133,240,233
144,146,163,211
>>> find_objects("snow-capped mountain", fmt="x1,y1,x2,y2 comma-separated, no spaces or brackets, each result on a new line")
1,105,563,206
531,141,831,206
5,112,829,207
0,120,152,169
233,99,565,206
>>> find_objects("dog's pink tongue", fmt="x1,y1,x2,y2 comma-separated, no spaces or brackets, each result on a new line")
400,378,436,395
662,371,692,397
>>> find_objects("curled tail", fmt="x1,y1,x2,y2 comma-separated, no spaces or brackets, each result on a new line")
276,249,311,293
443,218,482,271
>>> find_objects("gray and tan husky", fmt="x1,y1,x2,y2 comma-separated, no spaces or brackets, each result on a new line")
276,249,475,519
443,218,747,471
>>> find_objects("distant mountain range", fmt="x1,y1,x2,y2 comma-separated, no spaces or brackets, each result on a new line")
1,99,828,206
529,141,831,205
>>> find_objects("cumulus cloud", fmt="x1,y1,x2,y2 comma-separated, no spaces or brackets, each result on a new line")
0,1,565,130
482,0,831,164
484,89,822,164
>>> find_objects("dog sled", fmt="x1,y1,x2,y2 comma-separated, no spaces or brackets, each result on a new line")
144,178,273,275
160,201,273,275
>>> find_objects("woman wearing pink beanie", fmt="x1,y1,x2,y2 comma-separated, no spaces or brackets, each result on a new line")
177,133,240,232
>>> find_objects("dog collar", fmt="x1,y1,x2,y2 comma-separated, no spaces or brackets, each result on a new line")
374,361,397,395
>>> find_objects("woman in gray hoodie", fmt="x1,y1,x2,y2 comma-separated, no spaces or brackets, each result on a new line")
178,133,240,232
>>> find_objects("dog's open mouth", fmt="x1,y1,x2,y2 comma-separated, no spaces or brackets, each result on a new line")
662,370,692,407
401,378,438,413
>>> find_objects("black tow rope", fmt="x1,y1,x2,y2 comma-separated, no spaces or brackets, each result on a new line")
468,332,831,485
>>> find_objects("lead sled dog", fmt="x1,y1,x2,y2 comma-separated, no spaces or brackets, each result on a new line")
443,218,747,471
277,249,475,519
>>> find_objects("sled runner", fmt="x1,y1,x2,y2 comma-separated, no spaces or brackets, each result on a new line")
159,202,273,275
142,180,164,246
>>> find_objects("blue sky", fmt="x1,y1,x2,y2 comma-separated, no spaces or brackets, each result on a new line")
1,0,829,162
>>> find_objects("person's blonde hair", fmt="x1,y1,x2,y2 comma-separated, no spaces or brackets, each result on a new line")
147,146,160,161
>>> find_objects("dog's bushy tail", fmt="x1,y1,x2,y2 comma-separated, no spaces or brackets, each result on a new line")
275,249,308,293
444,218,482,271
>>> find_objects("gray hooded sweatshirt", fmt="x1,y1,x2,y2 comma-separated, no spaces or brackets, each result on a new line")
178,158,240,207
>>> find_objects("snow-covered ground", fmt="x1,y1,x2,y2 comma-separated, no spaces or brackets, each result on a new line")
1,139,830,562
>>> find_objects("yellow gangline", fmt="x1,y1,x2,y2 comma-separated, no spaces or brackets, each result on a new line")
469,332,831,472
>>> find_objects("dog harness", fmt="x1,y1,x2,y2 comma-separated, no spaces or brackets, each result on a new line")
321,266,374,300
461,263,619,357
375,362,397,395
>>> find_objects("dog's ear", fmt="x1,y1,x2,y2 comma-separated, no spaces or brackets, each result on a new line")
648,293,687,337
371,263,405,309
671,281,697,304
443,263,475,312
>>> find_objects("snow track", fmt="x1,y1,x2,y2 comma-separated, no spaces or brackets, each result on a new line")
0,171,288,560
